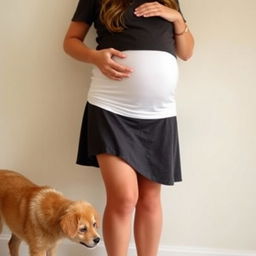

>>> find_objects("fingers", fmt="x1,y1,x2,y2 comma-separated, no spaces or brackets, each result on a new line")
110,58,133,74
134,2,177,22
102,61,133,81
109,48,127,59
134,2,162,17
101,48,134,81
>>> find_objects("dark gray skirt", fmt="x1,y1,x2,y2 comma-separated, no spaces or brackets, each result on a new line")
76,101,182,185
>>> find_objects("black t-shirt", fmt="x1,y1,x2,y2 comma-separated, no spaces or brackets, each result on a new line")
71,0,186,57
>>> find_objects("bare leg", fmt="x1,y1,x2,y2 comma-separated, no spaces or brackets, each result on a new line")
8,233,22,256
96,154,139,256
134,173,162,256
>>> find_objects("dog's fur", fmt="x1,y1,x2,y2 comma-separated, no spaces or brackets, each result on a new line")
0,170,100,256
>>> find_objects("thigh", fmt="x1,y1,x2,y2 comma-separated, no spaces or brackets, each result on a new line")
96,153,138,201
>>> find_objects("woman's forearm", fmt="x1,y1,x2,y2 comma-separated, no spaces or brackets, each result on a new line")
174,18,194,61
63,37,98,64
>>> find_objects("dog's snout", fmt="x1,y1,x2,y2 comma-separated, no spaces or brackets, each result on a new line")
94,237,100,244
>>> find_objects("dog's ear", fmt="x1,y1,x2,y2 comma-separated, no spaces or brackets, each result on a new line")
60,211,78,238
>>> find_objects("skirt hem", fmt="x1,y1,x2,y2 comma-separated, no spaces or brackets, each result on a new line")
76,148,182,186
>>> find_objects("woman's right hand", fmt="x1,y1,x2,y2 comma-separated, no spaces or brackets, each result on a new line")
91,48,134,81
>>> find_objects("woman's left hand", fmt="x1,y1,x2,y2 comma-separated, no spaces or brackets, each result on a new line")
134,1,182,23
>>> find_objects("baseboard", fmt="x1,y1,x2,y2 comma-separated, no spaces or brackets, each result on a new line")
1,234,256,256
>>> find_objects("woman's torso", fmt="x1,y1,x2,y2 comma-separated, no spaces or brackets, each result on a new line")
73,0,183,118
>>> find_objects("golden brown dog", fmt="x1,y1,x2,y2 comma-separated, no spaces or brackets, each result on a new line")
0,170,100,256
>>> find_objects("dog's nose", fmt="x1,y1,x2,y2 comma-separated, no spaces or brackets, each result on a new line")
94,237,100,244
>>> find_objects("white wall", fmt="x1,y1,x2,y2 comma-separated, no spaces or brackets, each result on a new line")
1,0,256,255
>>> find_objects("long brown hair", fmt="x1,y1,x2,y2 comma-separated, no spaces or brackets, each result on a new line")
99,0,178,32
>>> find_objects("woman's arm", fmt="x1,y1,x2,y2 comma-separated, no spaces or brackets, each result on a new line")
173,17,194,61
63,22,98,63
134,2,195,61
63,22,133,80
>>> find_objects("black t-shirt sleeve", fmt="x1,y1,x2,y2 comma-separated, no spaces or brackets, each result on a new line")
175,0,186,23
71,0,97,25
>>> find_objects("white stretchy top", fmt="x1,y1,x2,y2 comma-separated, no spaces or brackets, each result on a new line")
87,50,179,119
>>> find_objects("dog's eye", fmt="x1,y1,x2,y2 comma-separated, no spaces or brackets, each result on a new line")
79,227,88,232
93,222,97,228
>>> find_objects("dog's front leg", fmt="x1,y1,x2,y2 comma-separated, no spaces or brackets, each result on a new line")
46,244,58,256
29,248,46,256
8,233,21,256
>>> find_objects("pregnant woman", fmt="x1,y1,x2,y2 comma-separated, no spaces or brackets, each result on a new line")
63,0,194,255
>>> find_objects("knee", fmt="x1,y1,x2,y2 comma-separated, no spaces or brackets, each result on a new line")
137,192,161,213
107,193,138,215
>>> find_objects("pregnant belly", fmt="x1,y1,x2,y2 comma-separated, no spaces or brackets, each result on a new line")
87,50,179,119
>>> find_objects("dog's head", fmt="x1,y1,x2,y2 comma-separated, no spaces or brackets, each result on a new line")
60,201,100,248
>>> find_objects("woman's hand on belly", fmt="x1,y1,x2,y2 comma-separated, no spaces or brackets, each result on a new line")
91,48,134,81
134,1,182,23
